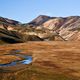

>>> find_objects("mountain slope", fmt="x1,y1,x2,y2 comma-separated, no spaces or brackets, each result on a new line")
0,17,20,25
31,16,80,41
28,15,52,26
1,15,80,42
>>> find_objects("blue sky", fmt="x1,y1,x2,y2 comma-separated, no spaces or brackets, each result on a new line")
0,0,80,23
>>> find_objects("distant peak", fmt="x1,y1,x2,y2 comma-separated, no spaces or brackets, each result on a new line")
0,16,20,25
28,15,51,26
38,15,51,18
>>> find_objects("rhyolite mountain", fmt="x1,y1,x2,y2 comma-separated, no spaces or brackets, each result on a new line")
0,15,80,44
0,16,20,25
28,15,52,26
28,15,80,41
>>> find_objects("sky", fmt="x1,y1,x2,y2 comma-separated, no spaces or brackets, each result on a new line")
0,0,80,23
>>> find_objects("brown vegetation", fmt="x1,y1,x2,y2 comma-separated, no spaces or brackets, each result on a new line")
0,41,80,80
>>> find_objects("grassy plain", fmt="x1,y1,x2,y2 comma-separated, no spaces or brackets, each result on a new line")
0,41,80,80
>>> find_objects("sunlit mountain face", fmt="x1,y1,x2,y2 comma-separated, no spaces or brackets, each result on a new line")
0,15,80,44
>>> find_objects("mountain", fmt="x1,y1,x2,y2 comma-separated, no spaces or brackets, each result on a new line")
42,16,80,40
29,15,80,41
28,15,52,26
0,17,44,44
0,17,21,31
1,15,80,44
0,17,20,25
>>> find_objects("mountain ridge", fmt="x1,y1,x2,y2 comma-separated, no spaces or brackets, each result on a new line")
0,15,80,43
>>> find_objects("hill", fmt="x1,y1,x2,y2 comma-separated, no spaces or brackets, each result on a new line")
0,15,80,44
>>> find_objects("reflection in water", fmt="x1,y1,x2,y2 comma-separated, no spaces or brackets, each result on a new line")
0,56,32,67
20,56,32,64
0,62,18,66
0,50,32,67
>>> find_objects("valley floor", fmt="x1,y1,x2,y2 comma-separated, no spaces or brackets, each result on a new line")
0,41,80,80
